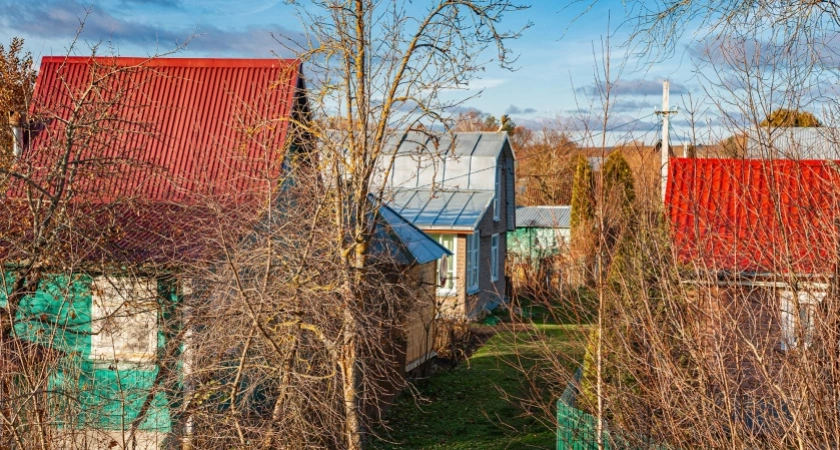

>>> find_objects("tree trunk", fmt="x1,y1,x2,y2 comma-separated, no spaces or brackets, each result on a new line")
341,306,362,450
262,324,300,450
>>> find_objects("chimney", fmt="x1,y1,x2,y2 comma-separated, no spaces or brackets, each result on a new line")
8,111,24,157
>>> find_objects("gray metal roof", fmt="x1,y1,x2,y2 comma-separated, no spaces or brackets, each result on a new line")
376,131,509,190
515,206,571,228
386,189,494,231
375,201,452,264
746,127,840,159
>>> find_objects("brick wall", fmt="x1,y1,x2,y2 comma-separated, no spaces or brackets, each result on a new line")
435,139,515,320
436,234,468,317
464,145,512,319
689,283,800,391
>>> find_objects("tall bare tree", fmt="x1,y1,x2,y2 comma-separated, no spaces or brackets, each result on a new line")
498,3,840,448
272,1,527,448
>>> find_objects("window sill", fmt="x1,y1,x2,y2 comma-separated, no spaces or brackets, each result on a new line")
437,289,457,297
89,359,156,370
467,287,479,295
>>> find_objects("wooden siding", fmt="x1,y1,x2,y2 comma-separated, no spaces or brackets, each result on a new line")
404,262,438,371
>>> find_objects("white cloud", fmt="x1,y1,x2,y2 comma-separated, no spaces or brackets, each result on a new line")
468,78,507,90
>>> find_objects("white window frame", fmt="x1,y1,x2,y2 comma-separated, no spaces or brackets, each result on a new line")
494,165,501,222
780,289,823,351
491,233,500,282
467,231,480,293
90,277,159,363
432,234,457,297
506,160,515,225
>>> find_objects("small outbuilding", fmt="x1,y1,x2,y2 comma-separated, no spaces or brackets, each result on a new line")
506,206,571,291
508,206,571,260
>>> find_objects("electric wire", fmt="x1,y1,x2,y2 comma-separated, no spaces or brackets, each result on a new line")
407,113,659,190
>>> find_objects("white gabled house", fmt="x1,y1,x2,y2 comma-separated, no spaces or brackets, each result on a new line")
376,131,516,319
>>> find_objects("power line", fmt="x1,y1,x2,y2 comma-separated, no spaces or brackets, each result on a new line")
408,113,658,190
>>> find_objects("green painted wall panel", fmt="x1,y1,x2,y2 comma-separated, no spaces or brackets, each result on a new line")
2,271,174,433
14,274,92,354
78,363,171,432
508,227,569,261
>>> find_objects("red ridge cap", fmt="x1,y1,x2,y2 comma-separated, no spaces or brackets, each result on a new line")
39,56,300,68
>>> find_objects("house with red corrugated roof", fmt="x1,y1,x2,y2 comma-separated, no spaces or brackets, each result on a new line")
667,157,840,354
0,56,448,449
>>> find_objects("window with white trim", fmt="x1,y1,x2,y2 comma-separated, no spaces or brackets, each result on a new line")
780,289,824,350
90,277,158,363
494,165,501,222
467,232,480,293
491,234,500,282
430,234,457,296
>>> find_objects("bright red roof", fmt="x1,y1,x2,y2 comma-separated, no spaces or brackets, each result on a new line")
666,158,840,275
20,56,301,203
4,56,304,264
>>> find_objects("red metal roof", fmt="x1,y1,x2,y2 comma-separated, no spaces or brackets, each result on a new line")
4,56,304,264
666,158,840,275
21,56,301,203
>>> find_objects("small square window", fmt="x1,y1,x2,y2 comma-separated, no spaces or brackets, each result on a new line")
780,289,823,351
90,277,158,363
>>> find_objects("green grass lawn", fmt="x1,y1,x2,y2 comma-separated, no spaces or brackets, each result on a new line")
371,323,586,449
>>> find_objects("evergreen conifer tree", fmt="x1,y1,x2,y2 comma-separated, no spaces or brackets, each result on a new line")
570,154,595,231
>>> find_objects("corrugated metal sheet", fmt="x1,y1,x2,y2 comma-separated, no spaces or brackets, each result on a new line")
375,201,451,264
4,57,302,264
372,131,510,231
387,189,494,230
20,56,301,203
746,127,840,160
666,158,840,274
378,131,508,190
515,206,570,228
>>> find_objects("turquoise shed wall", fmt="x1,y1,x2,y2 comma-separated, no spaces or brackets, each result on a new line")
0,272,173,433
1,273,92,352
507,227,570,261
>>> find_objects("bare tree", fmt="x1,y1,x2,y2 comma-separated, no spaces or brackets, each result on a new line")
0,36,199,448
0,37,35,169
272,1,527,448
495,3,840,448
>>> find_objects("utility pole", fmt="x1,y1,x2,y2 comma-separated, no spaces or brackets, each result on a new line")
656,81,678,202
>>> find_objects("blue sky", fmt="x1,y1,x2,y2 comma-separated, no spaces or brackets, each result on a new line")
0,0,713,145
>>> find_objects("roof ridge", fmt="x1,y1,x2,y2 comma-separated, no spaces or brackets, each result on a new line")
40,56,300,68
